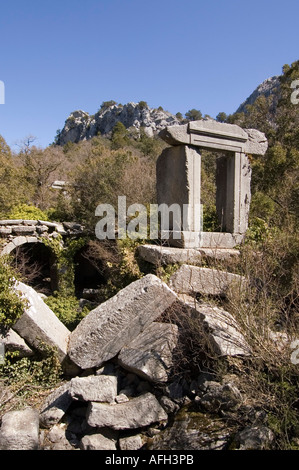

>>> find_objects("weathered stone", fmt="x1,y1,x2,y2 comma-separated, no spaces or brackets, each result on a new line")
1,241,15,255
197,381,242,412
157,121,267,249
11,225,36,235
236,425,275,450
0,327,33,357
119,434,144,450
118,322,179,383
244,128,269,156
156,145,202,234
39,383,73,428
0,227,12,235
23,220,39,226
80,433,117,450
38,220,59,229
68,274,177,369
0,408,39,450
159,396,180,414
148,407,230,450
200,232,244,249
13,281,70,362
87,392,168,430
36,225,49,234
178,295,251,357
0,219,24,225
169,265,246,297
159,121,267,156
45,423,74,450
12,235,27,247
115,393,130,403
69,375,118,403
26,236,39,244
138,244,240,266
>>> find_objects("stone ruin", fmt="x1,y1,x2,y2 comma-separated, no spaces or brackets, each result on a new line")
156,120,268,249
0,120,275,451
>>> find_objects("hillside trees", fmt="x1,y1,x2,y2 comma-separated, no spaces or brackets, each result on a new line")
0,136,29,217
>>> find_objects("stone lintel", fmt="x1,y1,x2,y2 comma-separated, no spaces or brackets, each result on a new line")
159,120,268,156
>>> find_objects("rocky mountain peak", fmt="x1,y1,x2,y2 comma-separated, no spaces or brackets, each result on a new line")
236,75,281,114
56,102,182,146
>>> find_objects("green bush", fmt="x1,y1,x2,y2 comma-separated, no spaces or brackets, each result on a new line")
0,258,26,327
45,294,89,330
8,203,49,221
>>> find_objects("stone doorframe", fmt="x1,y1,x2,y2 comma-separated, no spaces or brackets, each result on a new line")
157,120,268,249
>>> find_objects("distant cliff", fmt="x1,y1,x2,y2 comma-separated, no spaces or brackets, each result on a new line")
56,102,182,145
236,75,280,115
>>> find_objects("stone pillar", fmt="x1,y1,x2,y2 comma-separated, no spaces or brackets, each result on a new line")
156,145,202,247
216,152,251,234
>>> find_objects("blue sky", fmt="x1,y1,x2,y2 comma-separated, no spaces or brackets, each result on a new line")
0,0,298,149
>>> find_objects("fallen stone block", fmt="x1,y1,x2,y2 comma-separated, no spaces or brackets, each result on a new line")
68,274,177,369
138,244,240,266
69,375,118,403
118,322,179,383
178,295,251,357
39,382,73,428
0,407,39,450
13,281,70,362
0,327,33,357
87,392,168,430
169,265,246,297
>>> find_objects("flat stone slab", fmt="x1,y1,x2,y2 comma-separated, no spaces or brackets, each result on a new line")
118,322,179,382
13,281,70,362
178,295,251,357
68,274,177,369
69,375,118,402
138,244,240,266
169,265,246,297
87,392,168,430
0,408,39,450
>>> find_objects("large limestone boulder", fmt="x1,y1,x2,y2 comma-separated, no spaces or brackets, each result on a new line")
68,274,177,369
13,281,70,362
0,408,40,450
118,322,179,383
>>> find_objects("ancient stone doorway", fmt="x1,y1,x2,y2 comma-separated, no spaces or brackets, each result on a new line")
157,120,268,248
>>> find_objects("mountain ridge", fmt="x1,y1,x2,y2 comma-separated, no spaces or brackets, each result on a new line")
55,74,283,146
